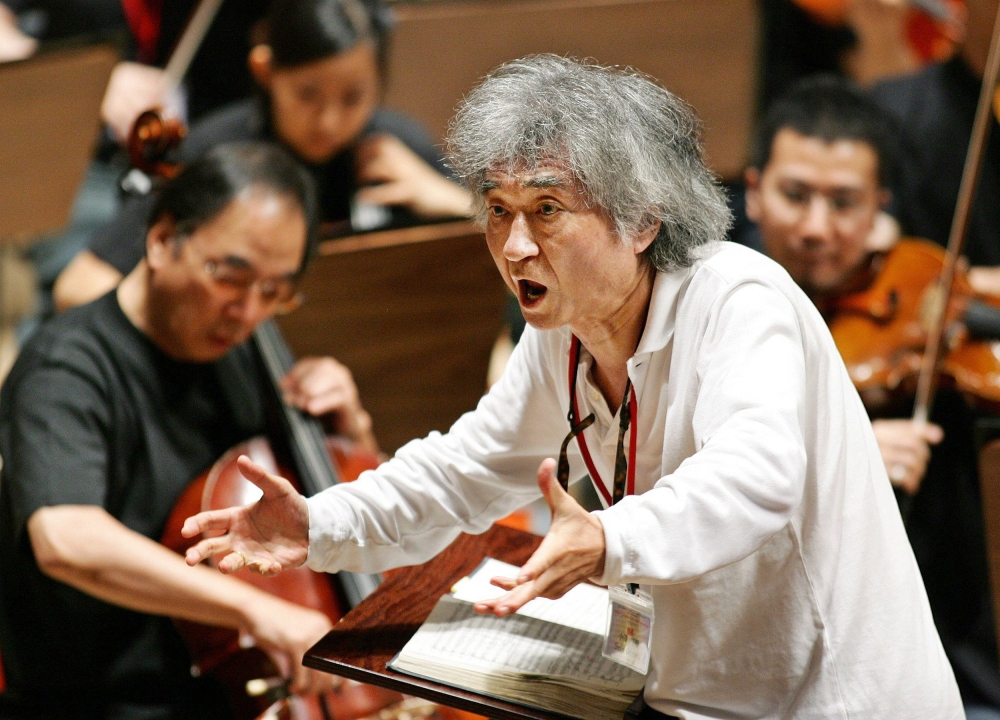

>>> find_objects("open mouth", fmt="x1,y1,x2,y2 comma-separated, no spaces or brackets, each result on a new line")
517,279,548,307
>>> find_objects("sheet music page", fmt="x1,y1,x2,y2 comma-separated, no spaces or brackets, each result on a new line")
450,558,608,636
399,594,645,691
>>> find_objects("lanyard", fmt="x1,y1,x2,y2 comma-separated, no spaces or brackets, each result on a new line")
558,336,638,506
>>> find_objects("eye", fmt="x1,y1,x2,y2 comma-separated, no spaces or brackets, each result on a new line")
781,187,809,205
342,87,364,108
295,84,321,104
488,205,507,218
830,194,861,212
539,203,559,216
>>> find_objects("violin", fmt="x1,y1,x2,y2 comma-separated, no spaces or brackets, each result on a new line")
829,237,1000,412
824,0,1000,434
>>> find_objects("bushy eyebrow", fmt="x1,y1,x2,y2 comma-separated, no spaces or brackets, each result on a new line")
524,175,564,188
479,175,566,194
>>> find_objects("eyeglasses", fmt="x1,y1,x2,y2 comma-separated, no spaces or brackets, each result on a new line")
202,257,304,316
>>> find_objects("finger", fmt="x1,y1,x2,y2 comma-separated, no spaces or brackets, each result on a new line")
489,575,518,591
289,658,314,696
236,455,295,499
181,508,237,538
304,389,353,417
536,457,566,514
184,534,235,566
474,580,542,616
218,550,248,575
922,423,944,444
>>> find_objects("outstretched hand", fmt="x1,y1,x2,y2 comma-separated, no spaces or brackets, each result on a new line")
182,456,310,575
474,459,606,617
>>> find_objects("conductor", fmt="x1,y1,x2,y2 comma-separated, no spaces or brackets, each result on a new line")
183,56,963,719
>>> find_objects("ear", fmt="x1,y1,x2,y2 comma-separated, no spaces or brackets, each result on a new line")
248,44,273,90
633,219,660,255
878,187,891,211
744,167,762,223
145,216,177,270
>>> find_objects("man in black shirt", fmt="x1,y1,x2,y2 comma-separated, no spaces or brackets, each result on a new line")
0,142,378,719
737,76,1000,717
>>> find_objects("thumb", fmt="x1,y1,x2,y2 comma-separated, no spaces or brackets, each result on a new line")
236,455,293,500
537,458,572,515
922,423,944,445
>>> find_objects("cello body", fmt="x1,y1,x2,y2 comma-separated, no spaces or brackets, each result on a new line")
161,436,403,720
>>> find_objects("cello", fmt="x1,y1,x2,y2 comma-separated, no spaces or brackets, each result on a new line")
160,320,411,720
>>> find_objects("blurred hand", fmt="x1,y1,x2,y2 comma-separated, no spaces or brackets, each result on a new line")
183,455,310,575
872,418,943,494
0,3,35,63
967,266,1000,296
474,459,606,617
101,61,169,142
242,593,339,695
355,134,472,219
280,356,378,455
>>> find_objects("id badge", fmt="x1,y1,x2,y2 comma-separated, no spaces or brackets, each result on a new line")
602,584,653,674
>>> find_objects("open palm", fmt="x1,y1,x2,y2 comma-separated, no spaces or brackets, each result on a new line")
182,455,310,576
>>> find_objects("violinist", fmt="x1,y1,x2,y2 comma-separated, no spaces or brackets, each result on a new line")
53,0,472,312
739,76,1000,717
0,142,377,720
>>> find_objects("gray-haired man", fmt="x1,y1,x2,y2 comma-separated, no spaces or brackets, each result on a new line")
183,56,962,719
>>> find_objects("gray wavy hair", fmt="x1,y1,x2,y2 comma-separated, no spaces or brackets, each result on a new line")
447,55,731,270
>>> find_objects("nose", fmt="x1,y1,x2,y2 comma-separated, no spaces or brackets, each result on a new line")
800,195,835,245
317,102,342,137
502,213,539,262
223,286,271,328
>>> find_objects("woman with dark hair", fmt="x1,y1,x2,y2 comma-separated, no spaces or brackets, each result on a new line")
53,0,471,311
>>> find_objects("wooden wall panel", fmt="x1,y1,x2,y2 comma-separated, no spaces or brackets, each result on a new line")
0,43,117,243
278,222,506,454
384,0,758,180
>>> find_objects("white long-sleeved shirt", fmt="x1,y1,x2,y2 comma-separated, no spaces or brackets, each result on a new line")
307,241,962,719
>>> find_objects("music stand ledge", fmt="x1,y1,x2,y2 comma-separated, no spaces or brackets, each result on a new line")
304,524,584,720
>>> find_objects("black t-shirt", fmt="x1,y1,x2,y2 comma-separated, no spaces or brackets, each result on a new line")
0,292,266,717
871,57,1000,267
89,98,449,275
156,1,270,121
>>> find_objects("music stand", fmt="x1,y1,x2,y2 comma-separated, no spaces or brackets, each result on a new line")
0,41,117,378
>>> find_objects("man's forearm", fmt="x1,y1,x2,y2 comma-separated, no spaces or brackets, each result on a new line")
29,505,263,630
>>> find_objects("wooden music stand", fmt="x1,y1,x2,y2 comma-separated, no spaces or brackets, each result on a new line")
277,221,507,454
0,41,118,380
302,524,590,720
0,42,118,243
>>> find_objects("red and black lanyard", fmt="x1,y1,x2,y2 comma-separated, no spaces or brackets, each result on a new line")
556,336,638,506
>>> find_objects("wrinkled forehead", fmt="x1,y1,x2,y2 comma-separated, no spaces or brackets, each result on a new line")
479,162,586,198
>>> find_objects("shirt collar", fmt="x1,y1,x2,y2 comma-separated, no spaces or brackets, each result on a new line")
633,267,689,357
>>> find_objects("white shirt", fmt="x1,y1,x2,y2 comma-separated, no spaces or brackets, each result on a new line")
307,242,962,719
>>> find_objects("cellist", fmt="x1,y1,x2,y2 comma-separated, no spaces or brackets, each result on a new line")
0,142,376,719
738,76,1000,717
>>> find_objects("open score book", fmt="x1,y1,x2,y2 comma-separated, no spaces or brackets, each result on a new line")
387,559,646,720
